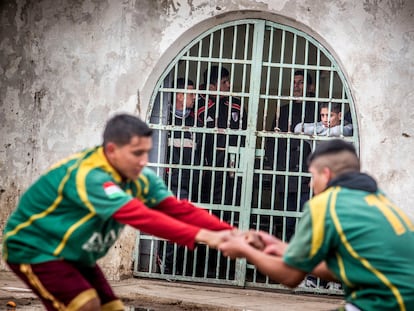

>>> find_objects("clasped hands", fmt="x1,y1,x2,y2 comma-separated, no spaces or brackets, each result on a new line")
196,228,287,258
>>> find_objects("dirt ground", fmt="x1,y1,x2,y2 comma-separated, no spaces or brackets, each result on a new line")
0,297,239,311
0,271,343,310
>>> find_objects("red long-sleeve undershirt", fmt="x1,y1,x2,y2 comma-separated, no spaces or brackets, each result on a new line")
112,196,233,250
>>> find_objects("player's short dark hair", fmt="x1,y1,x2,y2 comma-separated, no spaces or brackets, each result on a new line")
204,65,229,86
175,78,194,89
294,69,313,85
320,102,342,113
308,139,356,164
103,114,152,146
307,139,360,174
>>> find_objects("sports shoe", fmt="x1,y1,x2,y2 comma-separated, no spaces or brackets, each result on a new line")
298,276,318,288
326,281,342,290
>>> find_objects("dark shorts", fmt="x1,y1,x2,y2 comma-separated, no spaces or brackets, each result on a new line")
7,260,124,311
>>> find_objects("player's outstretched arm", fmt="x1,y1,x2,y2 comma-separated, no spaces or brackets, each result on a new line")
155,196,233,231
195,229,235,249
256,231,288,256
219,233,306,288
113,198,206,249
311,261,338,281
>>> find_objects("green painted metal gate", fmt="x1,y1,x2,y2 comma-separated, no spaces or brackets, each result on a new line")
134,19,358,294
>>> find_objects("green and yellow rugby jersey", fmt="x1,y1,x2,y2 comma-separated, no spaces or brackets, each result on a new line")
284,178,414,311
2,146,172,266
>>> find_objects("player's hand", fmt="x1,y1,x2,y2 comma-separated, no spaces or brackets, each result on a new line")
256,231,287,256
218,233,251,259
195,229,235,249
243,230,265,250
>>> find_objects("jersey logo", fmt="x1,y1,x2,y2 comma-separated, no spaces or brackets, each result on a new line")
206,116,214,122
82,228,122,253
232,112,239,122
103,182,126,199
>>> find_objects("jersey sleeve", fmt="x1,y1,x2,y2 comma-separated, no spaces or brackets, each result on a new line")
113,198,201,249
155,196,233,231
81,169,133,219
283,199,334,272
112,189,232,249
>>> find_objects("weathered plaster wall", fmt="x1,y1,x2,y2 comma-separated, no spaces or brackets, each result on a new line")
1,0,413,277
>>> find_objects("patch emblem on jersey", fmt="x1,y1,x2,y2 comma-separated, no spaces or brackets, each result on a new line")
103,182,126,199
232,112,239,122
206,116,214,122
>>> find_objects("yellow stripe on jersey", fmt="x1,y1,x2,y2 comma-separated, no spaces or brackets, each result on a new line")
330,188,406,311
309,191,330,257
140,174,150,195
53,213,96,256
136,174,150,203
76,147,120,213
133,179,142,199
335,252,354,288
365,194,407,235
378,194,414,232
54,147,116,256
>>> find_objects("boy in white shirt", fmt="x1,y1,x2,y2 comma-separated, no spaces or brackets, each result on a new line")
294,102,353,137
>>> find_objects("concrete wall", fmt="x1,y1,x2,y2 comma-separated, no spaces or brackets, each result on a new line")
1,0,413,278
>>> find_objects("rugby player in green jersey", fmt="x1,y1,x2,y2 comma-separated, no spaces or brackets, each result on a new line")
2,114,238,311
219,139,414,311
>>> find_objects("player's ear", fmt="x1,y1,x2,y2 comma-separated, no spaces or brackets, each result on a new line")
104,142,117,156
323,167,333,181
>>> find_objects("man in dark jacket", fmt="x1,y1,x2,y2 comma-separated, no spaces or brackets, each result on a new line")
165,78,199,200
163,78,199,274
266,70,316,241
197,66,247,206
196,66,247,277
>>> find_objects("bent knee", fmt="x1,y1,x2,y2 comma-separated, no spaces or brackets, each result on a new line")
75,297,101,311
67,289,100,311
102,299,125,311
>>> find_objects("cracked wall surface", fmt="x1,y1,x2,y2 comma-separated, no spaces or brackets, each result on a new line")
1,0,413,277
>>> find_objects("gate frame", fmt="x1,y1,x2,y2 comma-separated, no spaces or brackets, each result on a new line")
135,14,359,296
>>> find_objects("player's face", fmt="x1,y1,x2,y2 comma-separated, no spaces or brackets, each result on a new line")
107,136,152,180
308,164,330,195
293,75,305,97
210,77,230,93
320,108,341,128
184,85,195,109
219,76,230,92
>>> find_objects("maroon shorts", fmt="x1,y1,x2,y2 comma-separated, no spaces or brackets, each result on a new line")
7,261,124,311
